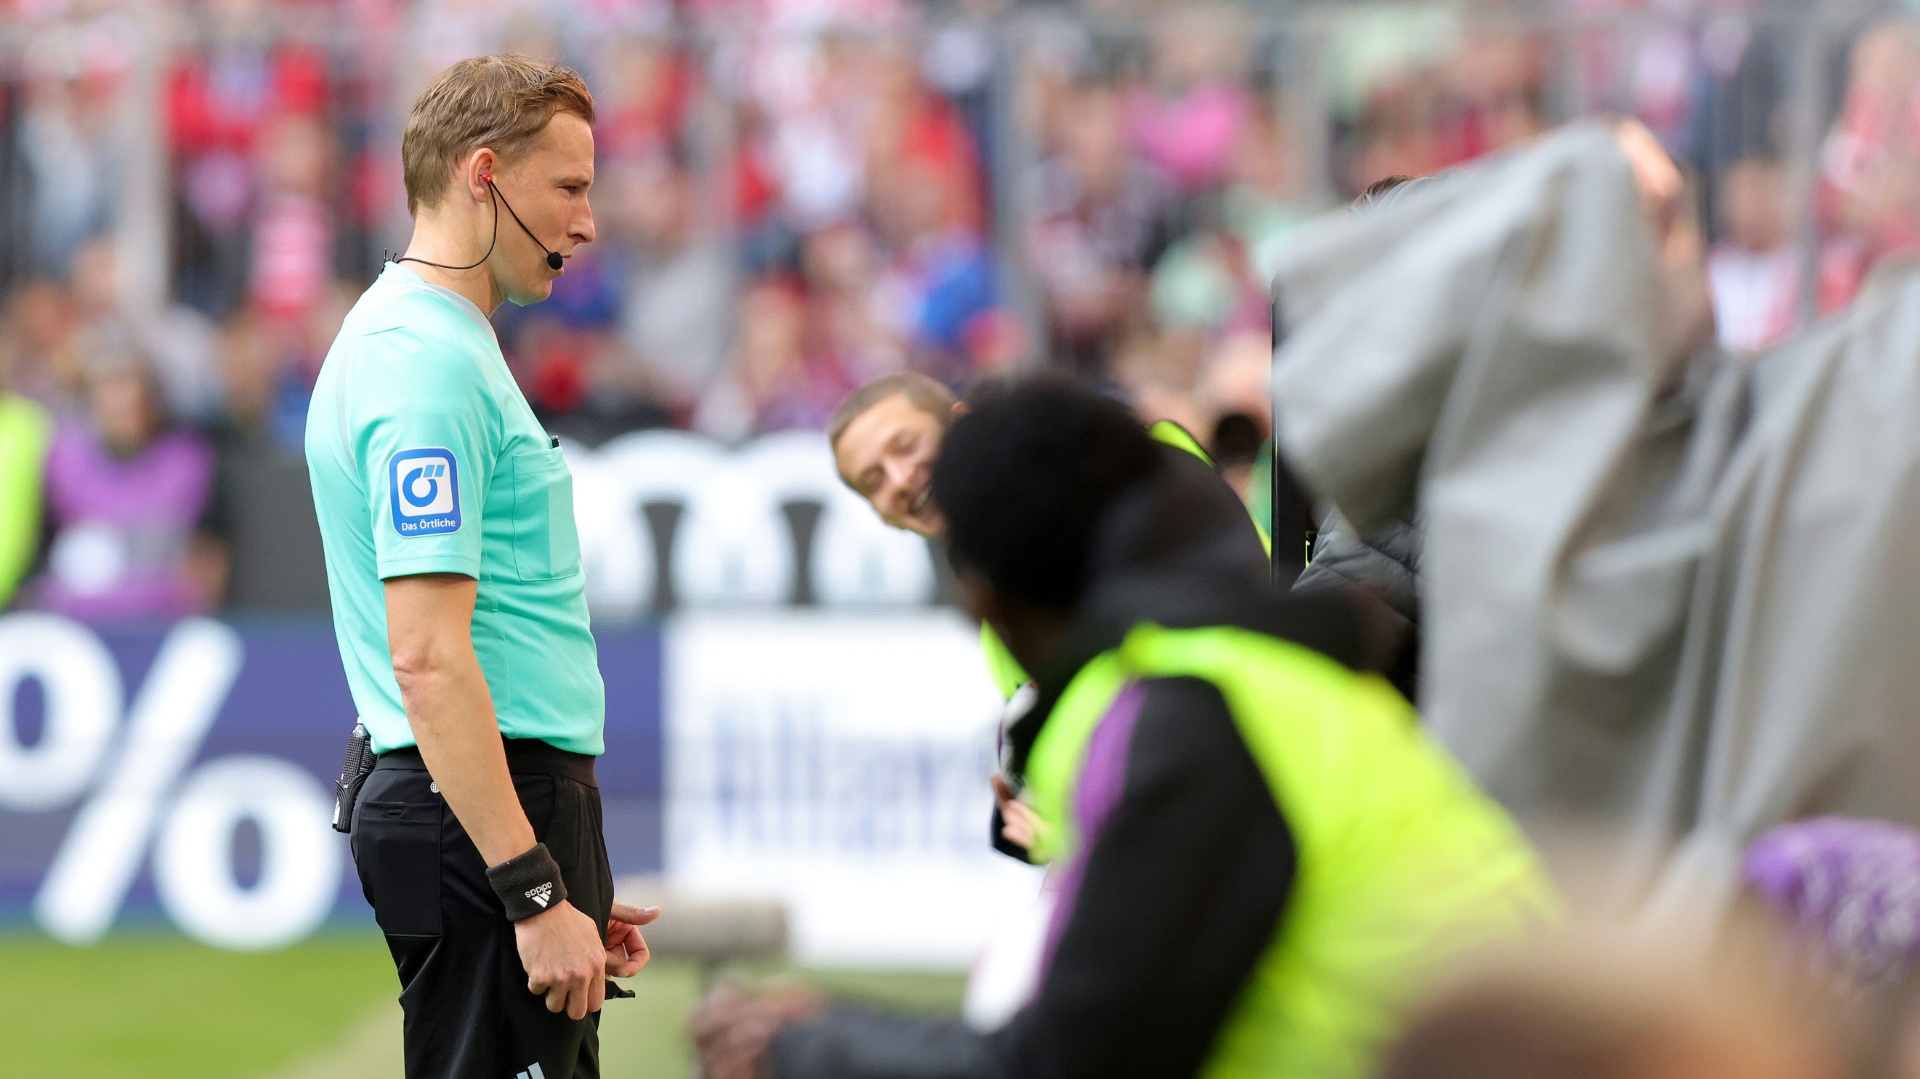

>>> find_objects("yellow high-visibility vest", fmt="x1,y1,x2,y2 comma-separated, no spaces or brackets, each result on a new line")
1023,622,1554,1078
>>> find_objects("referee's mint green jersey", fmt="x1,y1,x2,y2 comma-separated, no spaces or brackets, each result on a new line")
304,263,605,756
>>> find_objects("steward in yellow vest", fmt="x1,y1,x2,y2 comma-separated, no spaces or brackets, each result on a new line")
700,376,1552,1079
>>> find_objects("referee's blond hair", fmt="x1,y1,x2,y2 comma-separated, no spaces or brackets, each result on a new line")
402,54,594,216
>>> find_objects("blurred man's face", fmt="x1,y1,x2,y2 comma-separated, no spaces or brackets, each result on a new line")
492,111,597,306
1720,160,1787,252
91,367,157,457
834,394,948,536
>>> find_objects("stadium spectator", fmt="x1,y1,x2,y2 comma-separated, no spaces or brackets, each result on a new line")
743,21,887,234
697,377,1549,1079
166,19,329,316
502,203,677,445
1147,197,1269,339
864,39,1000,386
1109,328,1211,440
590,34,694,166
14,16,126,279
1127,7,1251,195
1816,21,1920,314
872,147,1000,385
802,220,902,384
208,310,306,453
2,278,85,413
719,92,786,263
1330,8,1549,196
70,236,225,426
1441,19,1549,165
31,350,225,621
867,36,987,238
523,317,677,446
1030,79,1174,373
612,154,735,420
1708,156,1798,354
1195,329,1271,440
249,113,337,326
1223,110,1312,285
695,276,850,441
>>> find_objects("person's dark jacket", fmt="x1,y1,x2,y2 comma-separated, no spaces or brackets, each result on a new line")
1293,510,1420,623
989,444,1271,862
766,447,1382,1079
1292,509,1423,699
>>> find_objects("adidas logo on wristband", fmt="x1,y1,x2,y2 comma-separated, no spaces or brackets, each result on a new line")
488,843,566,921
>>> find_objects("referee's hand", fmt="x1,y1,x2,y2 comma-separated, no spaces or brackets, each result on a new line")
516,900,608,1020
605,901,659,978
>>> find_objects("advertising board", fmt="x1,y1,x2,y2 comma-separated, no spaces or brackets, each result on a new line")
0,611,1040,968
665,612,1044,967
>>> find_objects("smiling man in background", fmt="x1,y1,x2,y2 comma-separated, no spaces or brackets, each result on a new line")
829,372,958,538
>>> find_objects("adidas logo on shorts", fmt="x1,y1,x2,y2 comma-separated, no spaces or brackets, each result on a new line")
515,1064,547,1079
525,882,553,909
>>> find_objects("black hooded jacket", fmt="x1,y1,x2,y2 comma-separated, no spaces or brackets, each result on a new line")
765,447,1381,1079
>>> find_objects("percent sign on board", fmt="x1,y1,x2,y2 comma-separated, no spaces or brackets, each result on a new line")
0,613,342,950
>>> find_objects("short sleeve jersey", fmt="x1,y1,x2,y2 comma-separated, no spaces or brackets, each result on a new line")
305,263,604,755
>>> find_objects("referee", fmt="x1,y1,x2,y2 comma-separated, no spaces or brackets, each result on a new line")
305,55,653,1078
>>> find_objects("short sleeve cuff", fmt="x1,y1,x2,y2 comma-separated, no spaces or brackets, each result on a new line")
377,552,482,580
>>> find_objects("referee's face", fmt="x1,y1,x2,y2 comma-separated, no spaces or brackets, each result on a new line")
494,111,597,306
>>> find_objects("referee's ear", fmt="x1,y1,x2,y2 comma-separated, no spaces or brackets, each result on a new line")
459,148,499,205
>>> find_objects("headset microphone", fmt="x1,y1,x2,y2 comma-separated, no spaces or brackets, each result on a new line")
389,171,563,273
484,173,566,271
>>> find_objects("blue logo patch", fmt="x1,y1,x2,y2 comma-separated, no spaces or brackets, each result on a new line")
389,448,461,536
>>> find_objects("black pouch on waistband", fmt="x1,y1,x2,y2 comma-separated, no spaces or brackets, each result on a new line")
332,721,377,834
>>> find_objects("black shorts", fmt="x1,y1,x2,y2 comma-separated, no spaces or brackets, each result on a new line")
351,739,618,1079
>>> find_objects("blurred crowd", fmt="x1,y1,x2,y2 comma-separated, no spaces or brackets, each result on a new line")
5,0,1920,621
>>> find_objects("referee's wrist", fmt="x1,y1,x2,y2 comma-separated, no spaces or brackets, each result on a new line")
487,842,569,922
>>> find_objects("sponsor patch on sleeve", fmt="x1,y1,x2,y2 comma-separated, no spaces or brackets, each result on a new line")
389,448,461,536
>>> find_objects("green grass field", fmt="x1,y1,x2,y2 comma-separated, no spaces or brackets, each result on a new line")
0,930,965,1078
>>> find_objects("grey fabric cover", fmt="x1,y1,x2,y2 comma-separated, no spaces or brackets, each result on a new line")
1268,120,1920,914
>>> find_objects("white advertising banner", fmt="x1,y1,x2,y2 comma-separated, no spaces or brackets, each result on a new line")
664,612,1047,969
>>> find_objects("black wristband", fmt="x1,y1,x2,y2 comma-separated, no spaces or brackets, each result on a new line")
487,843,569,922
